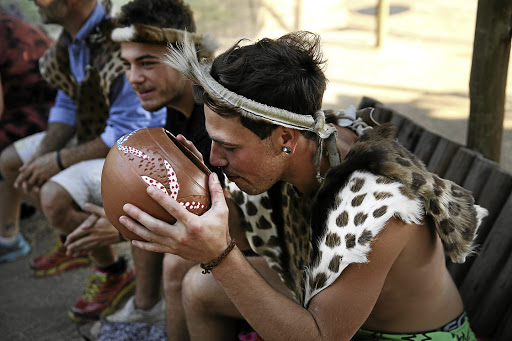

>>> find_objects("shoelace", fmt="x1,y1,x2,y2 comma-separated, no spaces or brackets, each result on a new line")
45,239,66,260
82,272,107,302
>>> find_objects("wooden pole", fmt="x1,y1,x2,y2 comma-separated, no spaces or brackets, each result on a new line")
376,0,390,48
467,0,512,162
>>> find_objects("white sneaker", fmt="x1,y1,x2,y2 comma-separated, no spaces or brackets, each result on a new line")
90,296,165,337
106,295,165,324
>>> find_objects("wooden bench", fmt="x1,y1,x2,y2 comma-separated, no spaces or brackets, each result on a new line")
358,97,512,340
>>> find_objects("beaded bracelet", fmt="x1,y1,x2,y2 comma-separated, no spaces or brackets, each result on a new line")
56,150,65,170
200,239,236,274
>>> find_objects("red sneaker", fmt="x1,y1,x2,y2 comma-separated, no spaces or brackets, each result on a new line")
68,267,135,322
29,237,91,277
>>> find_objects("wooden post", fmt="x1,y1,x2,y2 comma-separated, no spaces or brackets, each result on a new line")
294,0,302,31
467,0,512,162
376,0,389,48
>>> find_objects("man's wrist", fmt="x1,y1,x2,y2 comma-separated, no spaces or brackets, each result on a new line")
200,239,237,274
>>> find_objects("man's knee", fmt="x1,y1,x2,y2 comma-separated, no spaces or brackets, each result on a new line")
163,254,194,292
40,181,74,226
181,266,216,312
0,145,22,179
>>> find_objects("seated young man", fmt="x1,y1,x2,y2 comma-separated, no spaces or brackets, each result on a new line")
0,0,165,322
61,0,223,337
119,31,487,340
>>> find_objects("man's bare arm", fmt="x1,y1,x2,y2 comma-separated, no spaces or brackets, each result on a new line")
119,171,413,340
15,126,108,192
58,136,110,169
209,219,411,341
36,122,76,156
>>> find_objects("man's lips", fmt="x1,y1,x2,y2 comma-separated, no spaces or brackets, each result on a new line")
225,174,240,181
136,89,154,99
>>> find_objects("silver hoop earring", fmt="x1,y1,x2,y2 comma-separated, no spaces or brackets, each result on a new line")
282,146,292,155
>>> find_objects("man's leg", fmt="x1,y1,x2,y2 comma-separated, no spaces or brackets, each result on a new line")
30,181,94,276
181,256,293,341
0,145,23,238
162,254,196,341
37,159,135,321
102,247,165,323
133,247,164,309
0,139,41,263
89,248,167,338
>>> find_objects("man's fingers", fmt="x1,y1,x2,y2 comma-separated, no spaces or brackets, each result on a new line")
24,171,40,190
131,240,173,254
145,186,192,224
208,173,227,210
176,134,204,161
84,203,105,216
119,206,175,242
14,172,27,188
77,214,100,231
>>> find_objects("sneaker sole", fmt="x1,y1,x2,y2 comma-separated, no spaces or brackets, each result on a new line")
0,243,31,263
68,278,136,323
31,257,92,277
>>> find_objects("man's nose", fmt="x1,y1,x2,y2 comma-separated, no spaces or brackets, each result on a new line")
209,142,227,168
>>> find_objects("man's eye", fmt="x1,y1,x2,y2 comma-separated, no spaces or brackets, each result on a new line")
122,63,131,70
141,62,156,67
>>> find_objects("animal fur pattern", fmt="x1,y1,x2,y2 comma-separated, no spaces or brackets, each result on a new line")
228,123,488,307
38,18,124,143
110,24,217,59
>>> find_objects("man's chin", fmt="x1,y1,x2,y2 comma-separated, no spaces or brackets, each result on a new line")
232,180,265,196
141,101,165,113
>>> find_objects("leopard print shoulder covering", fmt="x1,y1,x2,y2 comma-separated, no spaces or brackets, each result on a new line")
38,19,125,143
304,170,423,305
227,123,488,307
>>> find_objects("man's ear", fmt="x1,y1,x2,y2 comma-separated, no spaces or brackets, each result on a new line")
274,126,299,152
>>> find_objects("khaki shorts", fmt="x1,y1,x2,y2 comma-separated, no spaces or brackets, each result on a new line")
14,132,104,209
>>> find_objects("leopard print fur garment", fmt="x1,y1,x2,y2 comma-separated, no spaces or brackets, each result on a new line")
227,123,487,306
38,17,124,143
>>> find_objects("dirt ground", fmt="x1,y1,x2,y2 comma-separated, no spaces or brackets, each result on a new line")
1,1,510,340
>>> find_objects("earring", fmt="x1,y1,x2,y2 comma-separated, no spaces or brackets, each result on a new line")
282,146,292,155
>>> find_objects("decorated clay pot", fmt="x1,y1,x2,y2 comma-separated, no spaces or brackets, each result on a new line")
101,128,211,241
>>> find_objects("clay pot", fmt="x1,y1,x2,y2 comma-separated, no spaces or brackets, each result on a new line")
101,128,211,241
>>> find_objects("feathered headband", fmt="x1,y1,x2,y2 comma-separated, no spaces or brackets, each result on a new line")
163,32,342,182
111,24,217,59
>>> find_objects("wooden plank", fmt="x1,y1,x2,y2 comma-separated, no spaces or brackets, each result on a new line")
448,167,512,286
471,168,512,243
461,155,500,201
412,130,441,165
396,119,425,152
458,192,512,336
389,111,406,131
357,96,382,110
443,147,481,186
426,138,461,177
460,192,512,337
371,105,394,124
493,302,512,341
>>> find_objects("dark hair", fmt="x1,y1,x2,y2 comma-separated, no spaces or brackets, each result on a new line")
117,0,196,32
203,31,327,139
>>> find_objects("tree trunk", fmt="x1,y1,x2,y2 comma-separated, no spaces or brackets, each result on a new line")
467,0,512,162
